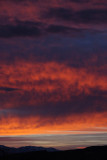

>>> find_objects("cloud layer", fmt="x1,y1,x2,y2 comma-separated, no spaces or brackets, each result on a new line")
0,0,107,135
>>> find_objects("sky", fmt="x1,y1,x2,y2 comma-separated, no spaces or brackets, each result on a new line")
0,0,107,150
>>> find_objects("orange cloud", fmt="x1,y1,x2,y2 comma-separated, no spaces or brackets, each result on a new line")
0,61,106,92
0,112,107,136
0,61,106,108
0,61,106,135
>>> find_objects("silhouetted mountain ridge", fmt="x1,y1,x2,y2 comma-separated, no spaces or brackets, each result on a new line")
0,145,107,160
0,145,57,156
84,145,107,151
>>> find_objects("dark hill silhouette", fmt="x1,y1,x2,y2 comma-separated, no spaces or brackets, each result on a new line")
0,145,57,156
0,145,107,160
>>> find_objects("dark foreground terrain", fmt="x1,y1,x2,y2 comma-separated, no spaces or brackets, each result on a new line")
0,145,107,160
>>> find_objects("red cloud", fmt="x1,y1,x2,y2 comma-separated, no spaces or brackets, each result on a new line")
0,61,106,108
0,112,107,135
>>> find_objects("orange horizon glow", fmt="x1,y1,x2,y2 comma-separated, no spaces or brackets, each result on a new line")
0,112,107,136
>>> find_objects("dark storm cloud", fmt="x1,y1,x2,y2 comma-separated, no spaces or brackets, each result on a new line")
0,21,42,38
44,8,74,21
44,7,107,24
46,25,72,33
1,87,106,118
0,87,19,92
1,0,89,3
76,9,107,24
46,24,82,34
2,0,39,2
72,0,90,2
67,0,90,3
0,20,90,38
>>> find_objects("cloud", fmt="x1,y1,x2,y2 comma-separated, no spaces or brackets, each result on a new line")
0,0,106,136
1,87,106,118
44,7,107,24
0,0,107,39
1,0,39,3
0,133,107,149
69,0,90,3
0,61,106,117
0,87,19,92
0,19,86,38
0,112,107,135
0,21,42,38
76,9,107,24
44,8,74,21
0,19,96,38
3,95,106,119
46,24,82,34
46,25,72,33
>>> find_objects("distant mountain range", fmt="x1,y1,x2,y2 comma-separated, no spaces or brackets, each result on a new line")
0,145,57,156
0,145,107,160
